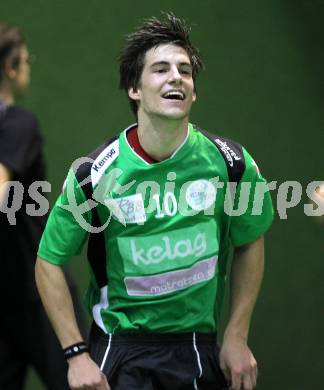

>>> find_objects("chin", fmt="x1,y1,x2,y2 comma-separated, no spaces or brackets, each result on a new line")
15,85,29,97
158,109,189,120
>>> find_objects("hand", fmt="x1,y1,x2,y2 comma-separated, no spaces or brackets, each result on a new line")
67,353,111,389
219,335,258,390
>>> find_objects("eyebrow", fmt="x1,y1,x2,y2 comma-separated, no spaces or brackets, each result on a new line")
150,61,192,68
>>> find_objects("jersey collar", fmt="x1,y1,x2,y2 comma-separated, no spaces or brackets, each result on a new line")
121,123,195,167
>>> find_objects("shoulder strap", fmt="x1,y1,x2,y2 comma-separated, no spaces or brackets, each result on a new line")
195,126,246,262
72,135,118,288
195,126,246,183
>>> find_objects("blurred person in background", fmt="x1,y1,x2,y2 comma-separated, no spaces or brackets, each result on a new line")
0,22,85,390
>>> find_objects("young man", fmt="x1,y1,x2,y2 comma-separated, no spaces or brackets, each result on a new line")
35,14,273,390
0,22,84,389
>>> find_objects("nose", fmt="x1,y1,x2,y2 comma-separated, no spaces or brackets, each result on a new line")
168,66,182,84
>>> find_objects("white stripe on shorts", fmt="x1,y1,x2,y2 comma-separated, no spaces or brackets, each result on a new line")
100,334,112,371
193,332,203,389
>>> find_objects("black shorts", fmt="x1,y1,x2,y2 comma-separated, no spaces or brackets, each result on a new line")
89,323,229,390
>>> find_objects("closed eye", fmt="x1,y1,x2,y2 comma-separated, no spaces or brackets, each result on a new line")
179,65,192,75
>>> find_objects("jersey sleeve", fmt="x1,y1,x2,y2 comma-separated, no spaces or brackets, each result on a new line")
0,109,42,176
229,147,274,246
37,168,92,265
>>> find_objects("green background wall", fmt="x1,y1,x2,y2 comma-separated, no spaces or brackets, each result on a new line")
1,1,323,389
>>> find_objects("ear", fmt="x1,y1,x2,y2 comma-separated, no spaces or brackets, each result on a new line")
7,70,17,79
192,90,197,103
4,59,17,80
128,86,141,101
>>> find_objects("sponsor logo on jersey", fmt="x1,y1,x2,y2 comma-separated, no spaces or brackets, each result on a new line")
91,139,119,187
92,148,116,172
124,256,217,296
130,231,207,265
185,180,216,211
117,220,219,274
215,138,241,167
113,193,146,224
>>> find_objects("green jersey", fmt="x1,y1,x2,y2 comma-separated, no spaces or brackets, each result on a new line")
38,123,274,334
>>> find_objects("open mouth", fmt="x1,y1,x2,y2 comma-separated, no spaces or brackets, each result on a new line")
162,91,185,101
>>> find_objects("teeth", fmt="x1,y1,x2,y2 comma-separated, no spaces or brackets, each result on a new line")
163,91,185,100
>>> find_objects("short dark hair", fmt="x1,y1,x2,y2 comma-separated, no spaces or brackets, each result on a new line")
0,22,25,83
119,12,204,116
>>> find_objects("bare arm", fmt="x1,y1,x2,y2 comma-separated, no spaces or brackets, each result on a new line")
35,257,110,390
220,235,264,390
0,163,11,205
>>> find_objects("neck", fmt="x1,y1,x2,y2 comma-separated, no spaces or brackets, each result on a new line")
0,83,14,106
137,114,189,161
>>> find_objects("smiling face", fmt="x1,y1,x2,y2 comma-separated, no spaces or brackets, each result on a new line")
128,44,197,121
